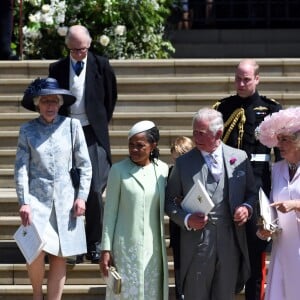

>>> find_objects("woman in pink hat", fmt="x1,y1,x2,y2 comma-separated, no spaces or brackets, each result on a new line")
256,106,300,300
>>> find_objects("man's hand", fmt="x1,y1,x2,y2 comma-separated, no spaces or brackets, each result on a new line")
234,205,249,226
187,213,208,230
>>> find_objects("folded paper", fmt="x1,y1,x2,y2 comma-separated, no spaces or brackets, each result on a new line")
181,179,215,214
14,223,45,265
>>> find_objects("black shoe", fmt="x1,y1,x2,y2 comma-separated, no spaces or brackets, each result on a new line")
66,254,84,265
86,251,100,263
76,254,85,264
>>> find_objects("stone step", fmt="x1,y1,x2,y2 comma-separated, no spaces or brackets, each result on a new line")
0,188,18,216
0,91,299,115
0,282,244,300
0,148,176,188
1,58,300,79
0,259,246,300
0,93,225,113
2,76,300,95
0,128,192,160
0,262,174,285
0,284,106,300
0,147,175,166
0,112,194,130
0,214,171,240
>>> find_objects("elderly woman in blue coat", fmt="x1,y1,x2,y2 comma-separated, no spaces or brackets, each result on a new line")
14,78,92,300
100,120,169,300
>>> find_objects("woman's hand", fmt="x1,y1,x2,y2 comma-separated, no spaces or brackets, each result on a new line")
271,200,300,213
19,204,32,226
73,198,86,217
100,250,112,277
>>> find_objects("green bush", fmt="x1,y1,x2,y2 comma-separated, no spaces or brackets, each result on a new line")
13,0,175,59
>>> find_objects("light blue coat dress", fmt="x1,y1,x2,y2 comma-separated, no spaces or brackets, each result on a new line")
101,157,169,300
14,115,92,257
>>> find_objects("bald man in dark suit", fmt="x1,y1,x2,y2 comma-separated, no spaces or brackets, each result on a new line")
49,25,117,263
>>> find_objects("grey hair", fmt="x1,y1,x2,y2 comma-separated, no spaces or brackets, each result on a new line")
65,25,92,46
33,95,63,107
192,108,224,135
289,131,300,148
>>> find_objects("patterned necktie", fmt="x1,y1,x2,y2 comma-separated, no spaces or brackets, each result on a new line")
207,153,222,182
74,61,84,76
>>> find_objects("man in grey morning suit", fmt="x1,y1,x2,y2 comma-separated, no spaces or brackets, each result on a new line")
165,108,257,300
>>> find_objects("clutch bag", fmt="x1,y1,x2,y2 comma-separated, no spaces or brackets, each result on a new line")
104,266,122,294
70,167,80,189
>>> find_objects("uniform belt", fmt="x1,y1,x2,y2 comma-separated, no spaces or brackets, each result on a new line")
250,154,271,162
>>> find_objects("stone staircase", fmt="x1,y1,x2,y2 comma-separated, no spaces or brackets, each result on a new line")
1,58,300,299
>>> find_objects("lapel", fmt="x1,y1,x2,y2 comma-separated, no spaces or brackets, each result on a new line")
285,162,300,183
191,150,208,185
292,168,300,182
128,160,162,191
129,163,145,189
128,160,165,217
60,57,71,89
222,143,237,194
222,144,237,179
85,52,98,104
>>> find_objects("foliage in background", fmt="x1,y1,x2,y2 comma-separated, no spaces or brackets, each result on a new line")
12,0,175,59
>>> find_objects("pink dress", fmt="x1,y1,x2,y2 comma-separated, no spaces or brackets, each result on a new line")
265,160,300,300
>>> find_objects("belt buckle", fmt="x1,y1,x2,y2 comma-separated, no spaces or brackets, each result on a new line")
208,213,218,225
250,154,270,162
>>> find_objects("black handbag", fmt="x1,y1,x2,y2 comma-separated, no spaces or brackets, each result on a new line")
70,119,80,189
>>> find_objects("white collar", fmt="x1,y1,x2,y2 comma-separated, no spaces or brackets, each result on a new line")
201,144,223,159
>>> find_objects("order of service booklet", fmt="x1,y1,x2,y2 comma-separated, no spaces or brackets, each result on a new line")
181,179,215,214
13,223,45,265
258,187,280,233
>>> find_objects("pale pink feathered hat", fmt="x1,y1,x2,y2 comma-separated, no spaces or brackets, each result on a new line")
255,107,300,147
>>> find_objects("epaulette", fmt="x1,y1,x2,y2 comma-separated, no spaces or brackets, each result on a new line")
212,96,233,110
212,100,221,110
261,95,280,105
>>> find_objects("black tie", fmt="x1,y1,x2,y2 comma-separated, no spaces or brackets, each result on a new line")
75,61,83,76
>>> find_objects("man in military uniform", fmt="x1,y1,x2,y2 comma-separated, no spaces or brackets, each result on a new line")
213,59,282,300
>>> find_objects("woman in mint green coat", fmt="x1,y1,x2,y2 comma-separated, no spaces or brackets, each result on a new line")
100,120,169,300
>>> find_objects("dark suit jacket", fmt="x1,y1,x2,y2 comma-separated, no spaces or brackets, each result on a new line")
49,52,117,164
165,144,258,292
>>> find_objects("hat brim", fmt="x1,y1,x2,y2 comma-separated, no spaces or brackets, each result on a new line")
22,89,76,112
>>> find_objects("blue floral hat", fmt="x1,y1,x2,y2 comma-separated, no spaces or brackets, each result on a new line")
22,77,76,111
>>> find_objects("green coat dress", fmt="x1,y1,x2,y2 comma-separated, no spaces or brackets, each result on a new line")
101,157,169,300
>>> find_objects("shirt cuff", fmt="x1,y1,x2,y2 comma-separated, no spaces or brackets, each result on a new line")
242,203,253,219
184,213,192,230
